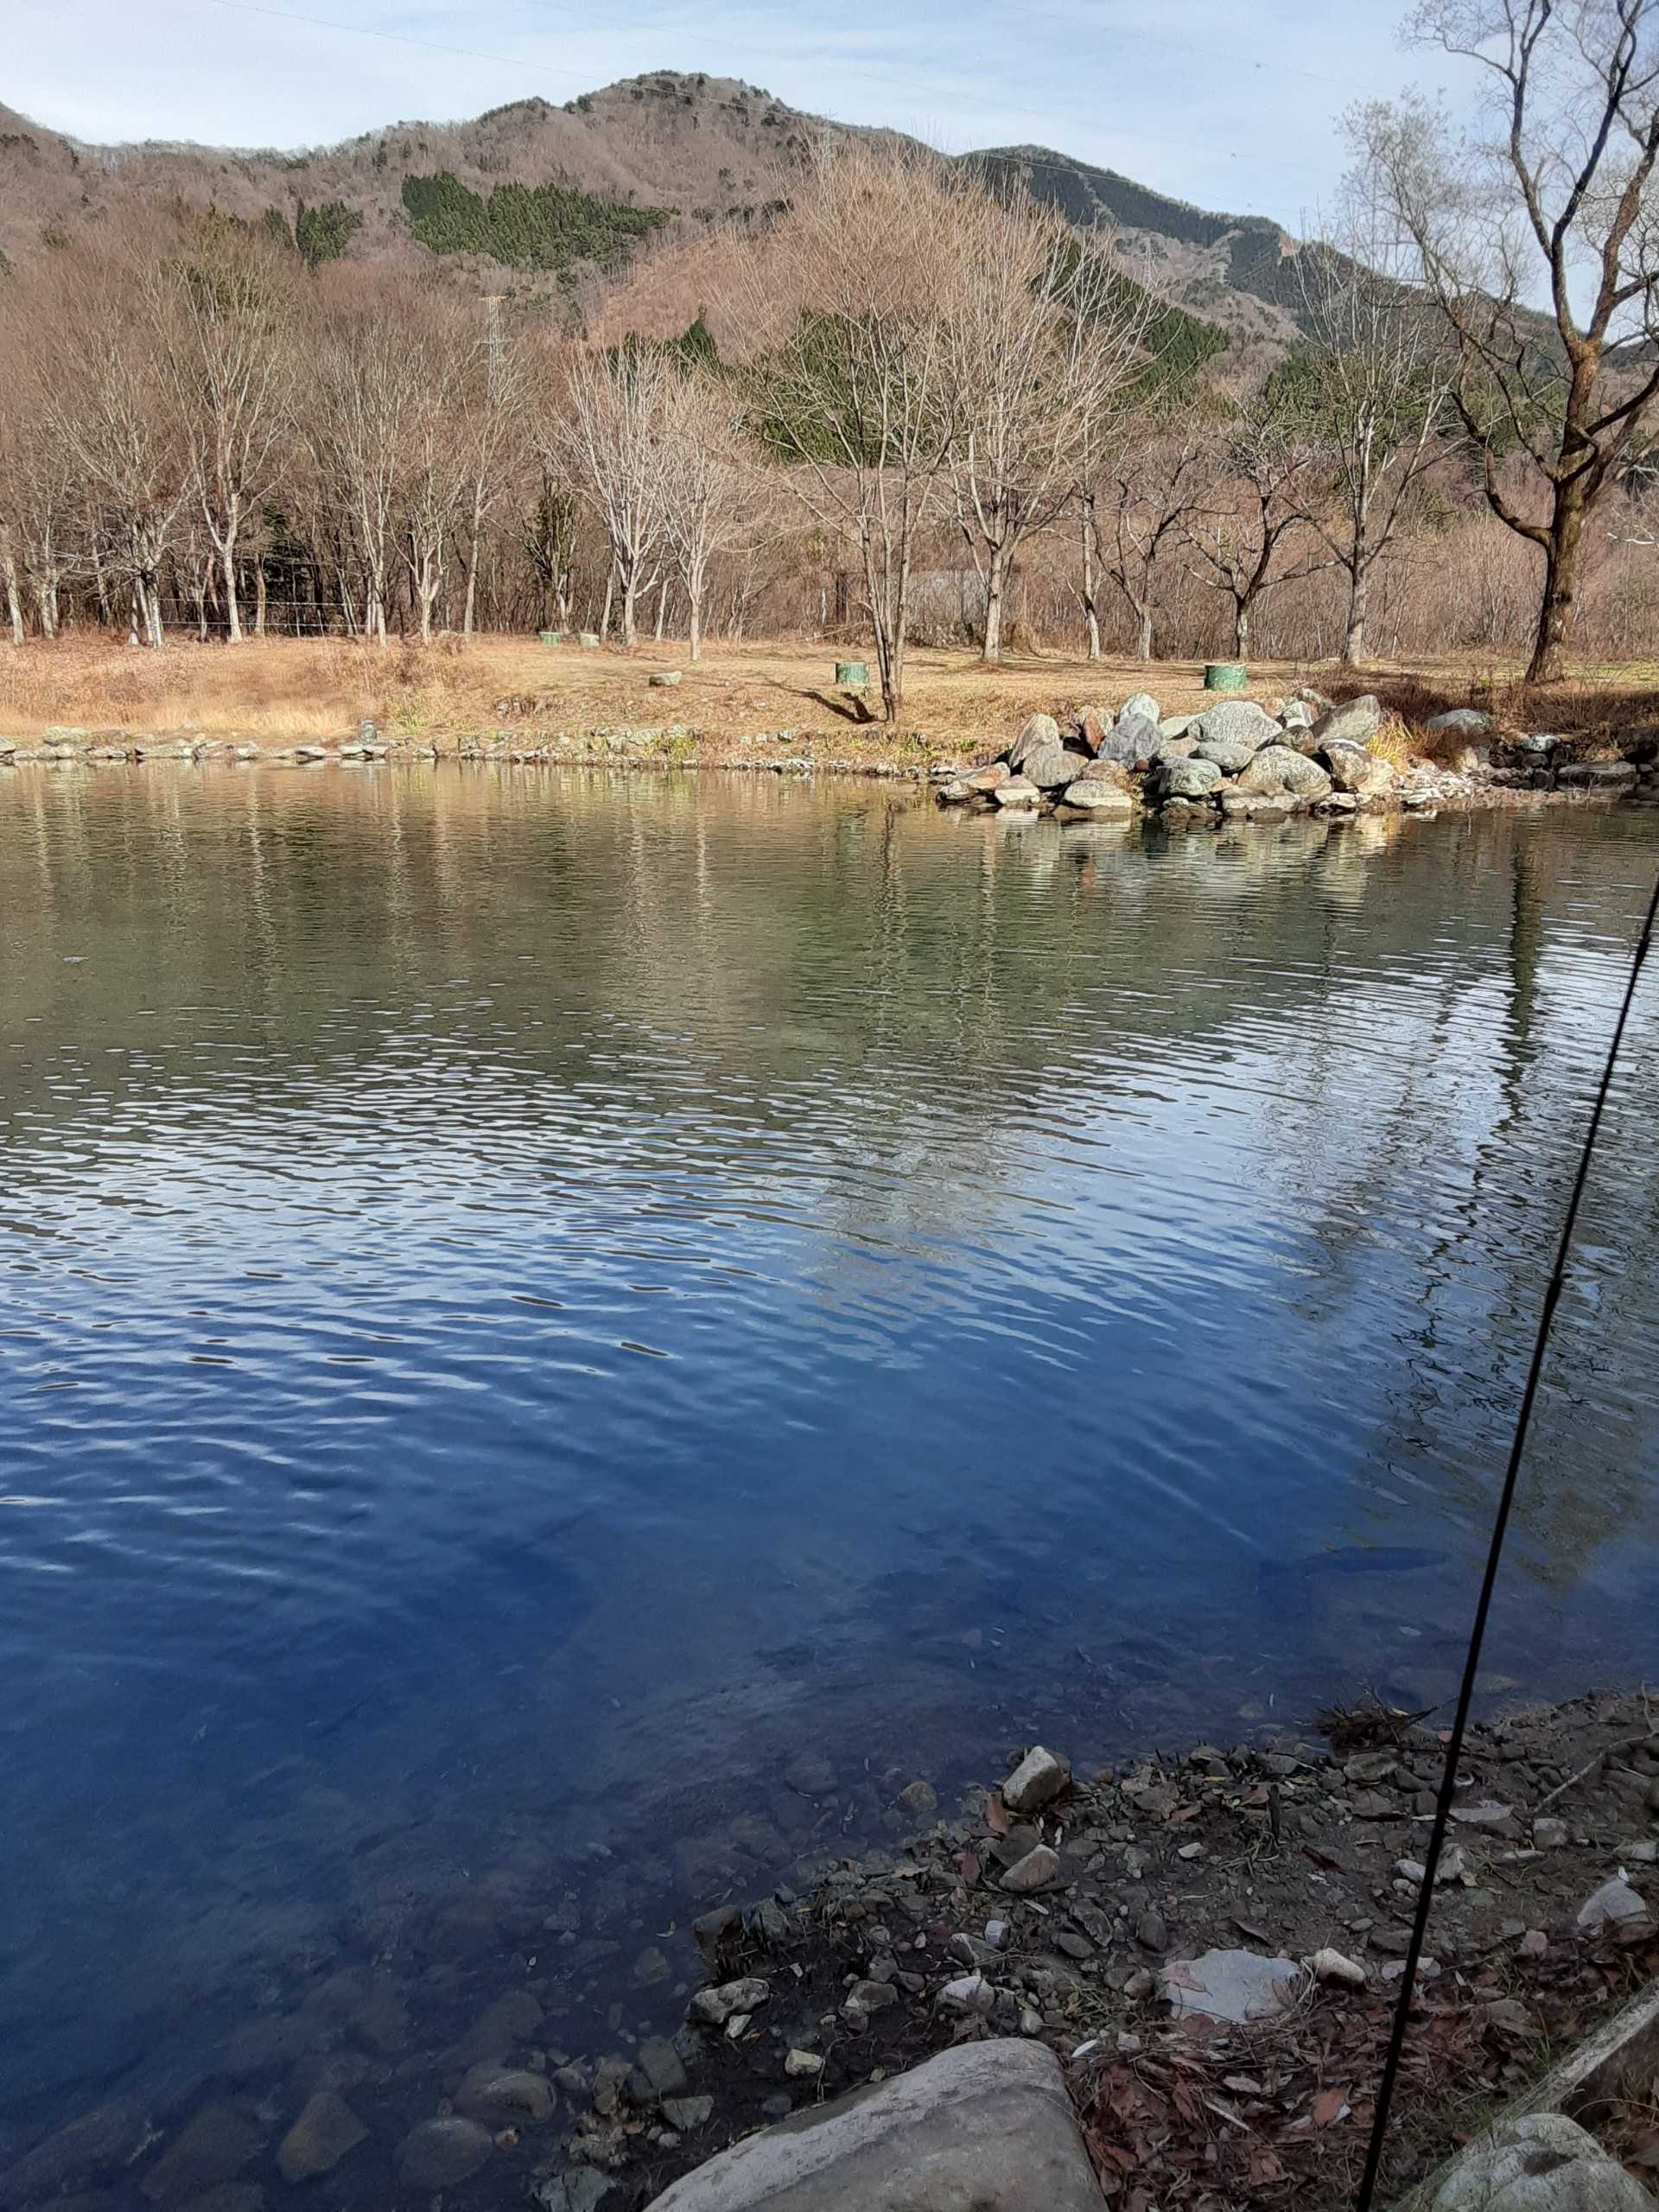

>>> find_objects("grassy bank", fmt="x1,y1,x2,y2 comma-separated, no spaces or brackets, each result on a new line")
5,634,1659,757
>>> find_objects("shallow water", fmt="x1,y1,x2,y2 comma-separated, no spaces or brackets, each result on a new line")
3,767,1659,2180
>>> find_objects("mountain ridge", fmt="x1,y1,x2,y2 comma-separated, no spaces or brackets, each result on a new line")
0,73,1307,355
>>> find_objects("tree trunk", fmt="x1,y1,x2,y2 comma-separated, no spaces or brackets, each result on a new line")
1526,482,1587,685
1343,559,1368,665
688,573,703,663
1136,606,1153,661
254,562,267,638
601,568,615,642
620,566,639,650
220,537,242,644
1234,601,1250,659
1,532,22,645
982,540,1007,663
653,578,667,641
1079,497,1101,661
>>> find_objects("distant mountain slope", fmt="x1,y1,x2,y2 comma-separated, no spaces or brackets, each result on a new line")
969,145,1309,356
0,74,1309,361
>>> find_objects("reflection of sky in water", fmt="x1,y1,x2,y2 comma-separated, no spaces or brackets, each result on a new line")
2,772,1658,2143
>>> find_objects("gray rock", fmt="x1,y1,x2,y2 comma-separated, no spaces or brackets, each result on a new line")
1008,714,1062,771
1135,1910,1169,1953
662,2097,715,2133
457,2065,557,2124
1192,699,1280,763
1158,715,1193,741
842,1979,899,2018
938,1973,996,2016
1120,691,1160,725
1431,2113,1652,2212
276,2094,368,2185
963,763,1010,794
994,777,1040,809
643,2039,1104,2212
1311,694,1383,747
896,1780,938,1817
1427,709,1493,734
1519,733,1560,754
1001,1845,1061,1893
690,1978,772,2028
1323,738,1395,796
1095,714,1161,768
1558,761,1637,786
142,2108,265,2208
1003,1746,1071,1814
1061,780,1134,814
1281,700,1314,730
936,779,976,805
396,2119,493,2190
532,2170,614,2212
1236,746,1332,802
1154,757,1224,802
1021,745,1084,791
1577,1873,1648,1931
1160,1948,1299,2024
638,2040,690,2099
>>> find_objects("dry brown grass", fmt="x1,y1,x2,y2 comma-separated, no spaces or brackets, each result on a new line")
4,632,1657,753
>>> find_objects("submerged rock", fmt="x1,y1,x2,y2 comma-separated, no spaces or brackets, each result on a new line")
276,2093,368,2185
396,2118,493,2190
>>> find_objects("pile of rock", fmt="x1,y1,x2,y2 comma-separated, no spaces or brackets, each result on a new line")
938,690,1416,824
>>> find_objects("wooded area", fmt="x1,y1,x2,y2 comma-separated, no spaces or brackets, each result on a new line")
5,1,1659,718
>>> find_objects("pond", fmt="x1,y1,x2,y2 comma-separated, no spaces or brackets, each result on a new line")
3,766,1658,2186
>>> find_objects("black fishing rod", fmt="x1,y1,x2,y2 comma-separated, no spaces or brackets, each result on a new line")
1354,861,1659,2212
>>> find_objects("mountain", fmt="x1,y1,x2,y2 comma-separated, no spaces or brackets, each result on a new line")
0,73,1313,359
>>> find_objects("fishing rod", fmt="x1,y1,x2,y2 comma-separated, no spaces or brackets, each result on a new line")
1354,861,1659,2212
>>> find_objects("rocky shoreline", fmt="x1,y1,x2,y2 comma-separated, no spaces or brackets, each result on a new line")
936,690,1659,824
9,1691,1657,2212
4,693,1659,821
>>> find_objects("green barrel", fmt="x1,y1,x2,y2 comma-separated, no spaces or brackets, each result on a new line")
539,630,564,646
836,661,869,691
1204,662,1248,692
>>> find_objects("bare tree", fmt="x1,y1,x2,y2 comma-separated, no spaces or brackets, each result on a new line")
310,284,427,643
556,342,674,649
458,298,532,638
946,191,1148,660
154,217,298,644
659,372,750,660
1356,0,1659,683
1185,394,1326,658
1096,405,1213,660
740,140,959,721
1293,188,1455,661
36,244,187,647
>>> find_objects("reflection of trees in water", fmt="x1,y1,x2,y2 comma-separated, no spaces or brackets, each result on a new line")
1233,810,1659,1598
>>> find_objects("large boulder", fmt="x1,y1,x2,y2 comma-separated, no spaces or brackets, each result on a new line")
1153,757,1224,802
1120,690,1160,726
1021,745,1082,791
1094,712,1162,768
1061,781,1134,814
1431,2113,1651,2212
1236,746,1332,803
1323,739,1395,798
1426,708,1492,735
1310,694,1383,748
1009,714,1063,771
1192,699,1281,771
645,2040,1105,2212
994,777,1040,809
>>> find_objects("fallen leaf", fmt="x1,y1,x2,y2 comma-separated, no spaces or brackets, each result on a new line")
1312,2085,1351,2129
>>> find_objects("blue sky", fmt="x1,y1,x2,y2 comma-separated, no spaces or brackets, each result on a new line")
15,0,1484,230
